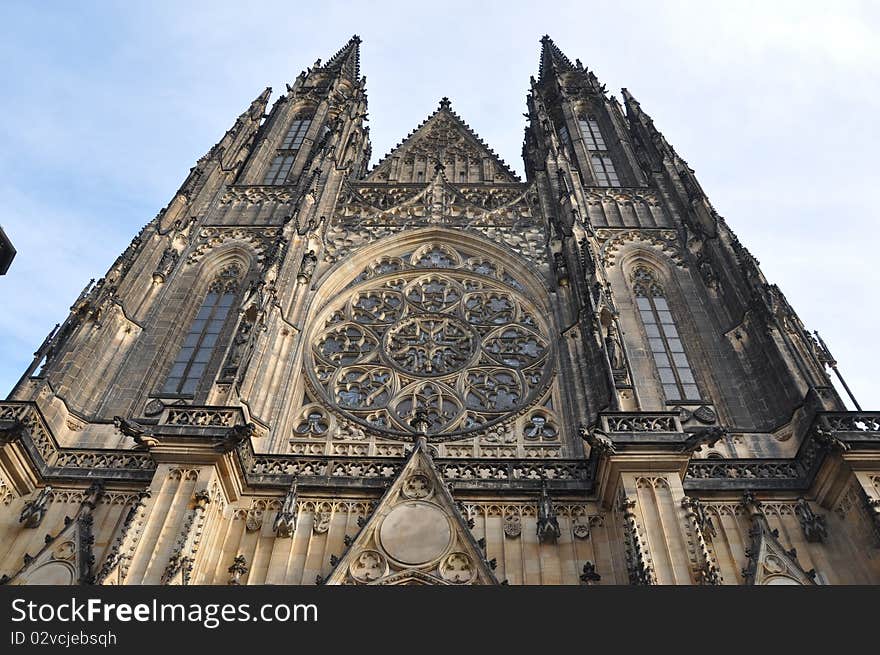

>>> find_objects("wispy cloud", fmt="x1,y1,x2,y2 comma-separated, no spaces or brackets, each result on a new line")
0,0,876,406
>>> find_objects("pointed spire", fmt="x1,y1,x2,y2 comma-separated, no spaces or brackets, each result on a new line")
538,35,575,81
248,86,272,121
322,34,362,81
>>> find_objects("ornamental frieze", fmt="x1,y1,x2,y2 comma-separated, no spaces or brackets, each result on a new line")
596,228,683,268
583,188,671,228
185,226,282,264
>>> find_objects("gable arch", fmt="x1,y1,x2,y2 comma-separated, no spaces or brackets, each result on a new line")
312,227,552,314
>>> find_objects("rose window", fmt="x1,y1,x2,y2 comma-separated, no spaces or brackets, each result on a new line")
307,265,553,439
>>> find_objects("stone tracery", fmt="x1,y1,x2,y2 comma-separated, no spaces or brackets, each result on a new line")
306,244,554,439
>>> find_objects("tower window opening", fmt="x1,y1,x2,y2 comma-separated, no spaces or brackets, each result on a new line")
263,117,313,184
633,267,701,402
578,115,619,187
161,265,241,396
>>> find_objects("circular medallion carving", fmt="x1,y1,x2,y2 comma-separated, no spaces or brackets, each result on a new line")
384,315,476,376
379,502,452,565
51,540,76,562
763,554,786,575
402,473,432,499
439,552,475,584
349,549,388,583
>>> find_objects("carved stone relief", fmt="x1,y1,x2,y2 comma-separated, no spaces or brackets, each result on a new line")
304,260,555,441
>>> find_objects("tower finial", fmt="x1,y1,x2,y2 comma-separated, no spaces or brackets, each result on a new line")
321,34,362,81
537,35,576,82
438,97,452,111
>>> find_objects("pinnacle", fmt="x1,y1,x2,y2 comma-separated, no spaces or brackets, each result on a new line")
438,97,452,111
323,34,362,80
538,34,575,81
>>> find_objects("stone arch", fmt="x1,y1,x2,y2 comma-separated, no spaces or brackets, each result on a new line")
285,228,558,443
312,227,552,313
150,245,257,400
611,245,720,410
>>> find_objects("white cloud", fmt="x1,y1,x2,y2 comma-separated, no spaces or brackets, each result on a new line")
0,1,876,406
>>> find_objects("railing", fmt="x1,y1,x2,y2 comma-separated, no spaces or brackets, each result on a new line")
599,412,681,434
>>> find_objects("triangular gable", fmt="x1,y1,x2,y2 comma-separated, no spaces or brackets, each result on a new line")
742,497,817,586
323,440,498,585
365,99,520,184
2,484,102,586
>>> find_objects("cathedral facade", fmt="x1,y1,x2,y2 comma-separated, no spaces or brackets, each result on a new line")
1,36,878,586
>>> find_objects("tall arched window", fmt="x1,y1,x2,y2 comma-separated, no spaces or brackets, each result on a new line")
263,115,313,185
578,115,619,186
632,266,700,402
161,264,241,396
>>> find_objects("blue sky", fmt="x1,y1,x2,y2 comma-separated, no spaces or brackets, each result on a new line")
0,1,877,407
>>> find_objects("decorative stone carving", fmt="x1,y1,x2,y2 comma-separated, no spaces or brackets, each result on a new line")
113,416,159,449
572,518,591,539
307,266,554,439
313,509,332,534
603,414,677,433
152,247,179,283
503,513,522,539
692,405,717,425
227,554,248,585
297,250,318,284
795,497,827,543
349,549,387,583
402,473,432,499
621,493,656,585
19,486,52,529
552,252,569,287
536,485,561,543
681,426,726,454
604,321,626,371
273,484,298,538
245,508,263,533
439,552,475,584
143,399,164,417
215,422,257,453
578,424,616,456
580,561,601,585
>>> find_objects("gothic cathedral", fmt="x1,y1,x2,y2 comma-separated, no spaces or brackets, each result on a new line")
1,36,878,586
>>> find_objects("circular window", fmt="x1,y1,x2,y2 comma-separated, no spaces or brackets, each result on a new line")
307,266,553,440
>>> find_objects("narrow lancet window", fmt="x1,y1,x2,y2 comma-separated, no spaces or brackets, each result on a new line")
578,115,619,186
632,266,700,402
161,264,241,395
263,116,313,184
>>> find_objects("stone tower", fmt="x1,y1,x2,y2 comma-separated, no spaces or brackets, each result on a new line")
1,36,878,586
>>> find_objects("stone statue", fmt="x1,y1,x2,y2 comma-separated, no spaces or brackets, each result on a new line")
537,484,561,543
604,322,625,370
297,250,318,284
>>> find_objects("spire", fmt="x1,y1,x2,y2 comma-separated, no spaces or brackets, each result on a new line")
538,35,575,81
248,86,272,121
322,34,362,81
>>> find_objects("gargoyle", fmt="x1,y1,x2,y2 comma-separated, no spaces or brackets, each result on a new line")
681,426,726,454
215,422,257,452
578,424,616,456
113,416,160,449
812,425,850,453
0,419,24,446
